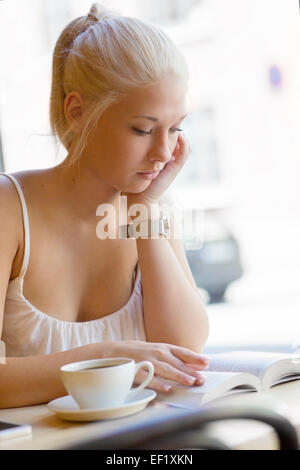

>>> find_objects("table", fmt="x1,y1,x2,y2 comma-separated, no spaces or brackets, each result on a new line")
1,381,300,450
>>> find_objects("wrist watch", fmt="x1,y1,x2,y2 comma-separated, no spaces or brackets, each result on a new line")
119,212,170,240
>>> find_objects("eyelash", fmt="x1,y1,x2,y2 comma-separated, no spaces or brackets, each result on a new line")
132,127,183,136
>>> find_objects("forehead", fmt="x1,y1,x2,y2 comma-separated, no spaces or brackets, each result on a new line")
111,79,188,122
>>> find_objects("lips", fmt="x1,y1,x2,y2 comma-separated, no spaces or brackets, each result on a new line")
136,171,160,180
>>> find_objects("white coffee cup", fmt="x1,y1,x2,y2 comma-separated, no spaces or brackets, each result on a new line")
60,357,154,409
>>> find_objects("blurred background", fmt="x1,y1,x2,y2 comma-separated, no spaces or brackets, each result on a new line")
0,0,299,353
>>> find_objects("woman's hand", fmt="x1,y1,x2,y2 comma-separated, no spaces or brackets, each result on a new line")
101,340,209,393
124,132,191,209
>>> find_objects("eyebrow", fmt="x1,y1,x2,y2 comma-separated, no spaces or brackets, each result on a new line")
132,114,188,123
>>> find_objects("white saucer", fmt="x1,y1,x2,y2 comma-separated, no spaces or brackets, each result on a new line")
47,389,157,422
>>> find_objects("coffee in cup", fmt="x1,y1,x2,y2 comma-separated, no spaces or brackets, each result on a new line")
60,357,154,409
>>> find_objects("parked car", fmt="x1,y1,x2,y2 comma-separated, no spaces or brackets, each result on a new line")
184,211,243,303
168,187,244,304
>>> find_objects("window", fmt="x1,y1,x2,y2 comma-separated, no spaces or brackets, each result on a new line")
136,0,202,24
173,107,220,189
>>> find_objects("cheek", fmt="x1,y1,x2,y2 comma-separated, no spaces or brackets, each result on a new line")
105,146,134,179
93,127,145,174
119,139,146,166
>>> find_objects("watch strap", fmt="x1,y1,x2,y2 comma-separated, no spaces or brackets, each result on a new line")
119,214,170,239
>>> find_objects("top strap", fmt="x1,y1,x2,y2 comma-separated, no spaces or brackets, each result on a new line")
0,172,30,279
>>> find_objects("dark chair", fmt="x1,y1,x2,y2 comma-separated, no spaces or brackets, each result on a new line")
65,403,299,451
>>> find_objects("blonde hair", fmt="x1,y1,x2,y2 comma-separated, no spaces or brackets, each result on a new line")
49,3,189,165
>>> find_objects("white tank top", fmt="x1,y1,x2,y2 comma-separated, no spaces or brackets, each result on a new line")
0,173,146,357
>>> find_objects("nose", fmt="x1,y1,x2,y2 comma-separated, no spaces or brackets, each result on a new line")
147,134,173,168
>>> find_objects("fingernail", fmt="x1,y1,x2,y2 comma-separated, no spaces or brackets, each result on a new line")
194,371,205,383
163,384,172,392
196,377,205,385
185,376,196,385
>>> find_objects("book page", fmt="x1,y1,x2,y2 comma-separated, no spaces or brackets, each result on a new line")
157,371,261,408
205,351,298,381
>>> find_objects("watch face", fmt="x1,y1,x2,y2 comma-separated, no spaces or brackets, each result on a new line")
161,211,169,222
163,219,170,230
160,215,170,237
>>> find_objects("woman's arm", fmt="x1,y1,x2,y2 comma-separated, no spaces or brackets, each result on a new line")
0,343,104,408
124,133,209,353
0,341,209,408
136,234,209,353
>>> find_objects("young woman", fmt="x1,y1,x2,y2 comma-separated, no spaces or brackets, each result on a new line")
0,3,209,408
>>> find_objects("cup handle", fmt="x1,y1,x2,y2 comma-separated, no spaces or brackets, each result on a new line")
128,361,154,399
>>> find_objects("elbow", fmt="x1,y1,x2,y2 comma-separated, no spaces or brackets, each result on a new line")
0,383,13,409
172,309,210,354
192,305,210,354
197,321,210,354
201,305,210,351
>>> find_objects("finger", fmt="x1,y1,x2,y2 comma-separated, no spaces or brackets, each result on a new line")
170,355,210,372
154,361,205,387
170,346,210,367
171,134,186,161
134,368,172,393
144,343,208,384
165,356,207,385
178,132,191,155
186,362,210,371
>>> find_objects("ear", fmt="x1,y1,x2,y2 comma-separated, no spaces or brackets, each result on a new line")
64,92,85,131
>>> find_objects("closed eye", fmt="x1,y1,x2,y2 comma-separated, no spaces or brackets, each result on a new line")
132,127,183,136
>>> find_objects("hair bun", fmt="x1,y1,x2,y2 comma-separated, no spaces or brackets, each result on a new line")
88,3,111,21
88,3,101,20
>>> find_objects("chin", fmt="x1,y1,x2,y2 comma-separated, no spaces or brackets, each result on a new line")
121,180,151,194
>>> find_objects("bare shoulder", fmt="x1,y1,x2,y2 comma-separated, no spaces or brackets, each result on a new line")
0,168,50,245
0,175,23,275
8,168,51,189
0,173,23,224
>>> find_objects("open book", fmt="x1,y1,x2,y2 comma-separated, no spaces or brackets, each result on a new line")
157,350,300,408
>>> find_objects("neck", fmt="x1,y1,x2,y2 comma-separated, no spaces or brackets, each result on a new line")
51,155,121,223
